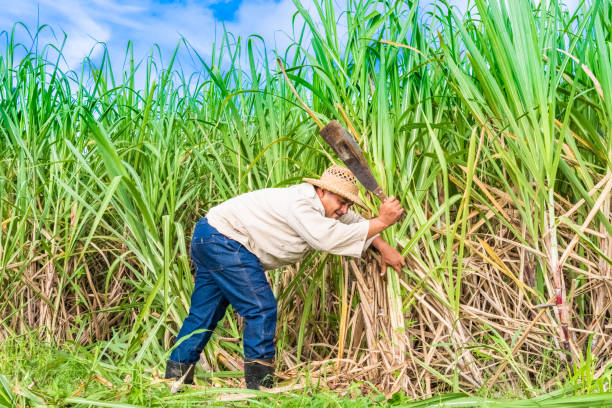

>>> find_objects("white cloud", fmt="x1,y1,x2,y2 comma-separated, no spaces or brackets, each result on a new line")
228,0,302,46
1,0,113,69
0,0,592,89
44,2,112,67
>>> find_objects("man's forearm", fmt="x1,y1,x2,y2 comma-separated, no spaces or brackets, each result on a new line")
370,235,389,251
367,218,389,239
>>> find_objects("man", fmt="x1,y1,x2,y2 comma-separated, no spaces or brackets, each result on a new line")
165,165,405,389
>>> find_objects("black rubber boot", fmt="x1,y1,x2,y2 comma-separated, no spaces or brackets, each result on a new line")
244,358,275,389
164,360,195,385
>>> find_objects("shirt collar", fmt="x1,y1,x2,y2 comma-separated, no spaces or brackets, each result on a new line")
301,183,325,215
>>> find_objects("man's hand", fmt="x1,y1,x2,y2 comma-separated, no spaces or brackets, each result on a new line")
367,197,405,239
379,196,404,227
372,236,406,276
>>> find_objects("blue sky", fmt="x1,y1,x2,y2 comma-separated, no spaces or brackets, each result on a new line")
0,0,306,75
0,0,284,83
0,0,583,83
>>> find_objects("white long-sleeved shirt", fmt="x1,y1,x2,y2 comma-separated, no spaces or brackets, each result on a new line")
206,183,375,270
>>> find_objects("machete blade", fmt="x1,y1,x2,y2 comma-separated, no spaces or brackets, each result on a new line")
319,120,382,194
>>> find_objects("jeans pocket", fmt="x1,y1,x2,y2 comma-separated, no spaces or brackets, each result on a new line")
192,219,219,244
191,234,243,273
191,241,223,272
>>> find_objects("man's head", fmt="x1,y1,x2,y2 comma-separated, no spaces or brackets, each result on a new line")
303,165,366,218
315,187,352,219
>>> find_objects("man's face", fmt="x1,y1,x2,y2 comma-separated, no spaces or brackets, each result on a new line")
316,188,352,219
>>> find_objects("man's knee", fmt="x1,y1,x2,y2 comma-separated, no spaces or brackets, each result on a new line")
262,298,277,320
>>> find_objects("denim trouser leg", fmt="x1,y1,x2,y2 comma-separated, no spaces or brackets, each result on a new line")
207,247,277,360
169,270,229,363
169,218,277,364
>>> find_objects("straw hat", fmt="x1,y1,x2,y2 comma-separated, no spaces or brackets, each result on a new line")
303,165,366,210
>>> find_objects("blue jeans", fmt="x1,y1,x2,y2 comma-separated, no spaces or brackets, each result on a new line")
169,218,277,364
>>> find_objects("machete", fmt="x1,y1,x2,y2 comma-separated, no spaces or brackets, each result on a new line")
319,120,388,202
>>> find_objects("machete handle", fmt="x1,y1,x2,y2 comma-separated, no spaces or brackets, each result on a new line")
372,186,387,201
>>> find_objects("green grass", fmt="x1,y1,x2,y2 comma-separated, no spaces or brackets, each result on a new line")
1,333,611,407
0,0,611,404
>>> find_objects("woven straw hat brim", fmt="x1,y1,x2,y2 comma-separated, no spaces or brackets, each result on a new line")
303,178,367,210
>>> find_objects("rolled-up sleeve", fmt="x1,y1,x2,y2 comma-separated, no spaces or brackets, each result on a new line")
286,200,370,257
339,211,378,251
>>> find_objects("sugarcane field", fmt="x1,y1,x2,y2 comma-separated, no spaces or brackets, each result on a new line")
0,0,611,406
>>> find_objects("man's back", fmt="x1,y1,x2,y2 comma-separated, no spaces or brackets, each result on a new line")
206,183,370,270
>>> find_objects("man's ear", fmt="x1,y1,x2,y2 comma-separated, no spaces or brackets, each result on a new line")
315,187,325,200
